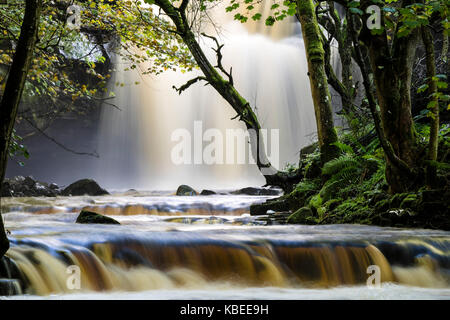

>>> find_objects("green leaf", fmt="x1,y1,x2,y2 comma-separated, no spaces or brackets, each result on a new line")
251,13,262,21
417,84,429,93
265,16,275,26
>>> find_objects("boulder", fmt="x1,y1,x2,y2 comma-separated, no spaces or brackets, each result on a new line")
287,207,315,224
231,187,281,196
1,176,60,197
62,179,109,196
200,189,216,195
176,185,198,196
75,210,120,225
250,198,290,215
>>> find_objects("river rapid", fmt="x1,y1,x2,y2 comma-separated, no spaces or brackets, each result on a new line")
1,192,449,300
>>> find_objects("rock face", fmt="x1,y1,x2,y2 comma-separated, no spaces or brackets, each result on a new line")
1,176,61,197
62,179,109,196
231,187,281,196
75,210,120,225
176,185,198,196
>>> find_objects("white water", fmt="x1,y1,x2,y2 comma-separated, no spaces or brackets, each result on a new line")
95,5,316,190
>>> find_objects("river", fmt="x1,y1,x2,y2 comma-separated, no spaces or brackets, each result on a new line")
1,192,449,300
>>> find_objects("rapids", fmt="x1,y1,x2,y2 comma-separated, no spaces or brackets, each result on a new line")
1,193,449,300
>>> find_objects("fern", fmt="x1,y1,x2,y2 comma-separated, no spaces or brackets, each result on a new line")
322,155,359,176
332,141,354,154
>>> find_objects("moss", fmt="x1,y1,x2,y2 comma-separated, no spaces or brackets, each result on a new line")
324,198,342,211
400,193,419,209
287,207,315,224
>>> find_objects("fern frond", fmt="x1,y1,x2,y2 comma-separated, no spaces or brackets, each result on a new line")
322,155,359,176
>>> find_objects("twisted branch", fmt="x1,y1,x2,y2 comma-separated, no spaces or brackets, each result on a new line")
201,32,233,86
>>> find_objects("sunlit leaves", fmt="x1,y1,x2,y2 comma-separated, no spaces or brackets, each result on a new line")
225,0,297,26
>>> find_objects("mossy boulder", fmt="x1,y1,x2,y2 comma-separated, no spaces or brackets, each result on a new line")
287,207,315,224
176,185,198,196
76,210,120,225
62,179,109,196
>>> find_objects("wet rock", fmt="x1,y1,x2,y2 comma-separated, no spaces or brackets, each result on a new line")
0,256,23,280
250,198,290,215
23,176,36,188
75,210,120,225
287,207,314,224
1,176,60,197
200,189,216,195
0,279,22,295
176,185,198,196
231,187,281,196
62,179,109,196
49,183,59,190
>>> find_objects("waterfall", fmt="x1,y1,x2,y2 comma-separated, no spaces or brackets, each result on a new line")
4,236,450,296
95,4,316,191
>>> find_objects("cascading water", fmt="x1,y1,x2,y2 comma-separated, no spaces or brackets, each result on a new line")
96,3,316,190
2,194,450,299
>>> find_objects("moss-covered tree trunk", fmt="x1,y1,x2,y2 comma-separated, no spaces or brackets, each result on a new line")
0,0,42,259
296,0,339,164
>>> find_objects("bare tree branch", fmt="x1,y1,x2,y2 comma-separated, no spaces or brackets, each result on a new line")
24,118,99,158
201,32,233,85
172,76,208,94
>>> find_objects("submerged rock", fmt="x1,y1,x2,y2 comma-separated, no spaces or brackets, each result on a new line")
231,187,281,196
176,185,198,196
75,210,120,225
62,179,109,196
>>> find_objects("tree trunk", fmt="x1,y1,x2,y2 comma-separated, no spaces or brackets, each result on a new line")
367,34,419,192
350,0,420,193
421,25,439,187
0,0,42,259
296,0,339,164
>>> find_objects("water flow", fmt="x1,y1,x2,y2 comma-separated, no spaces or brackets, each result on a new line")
96,5,316,191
